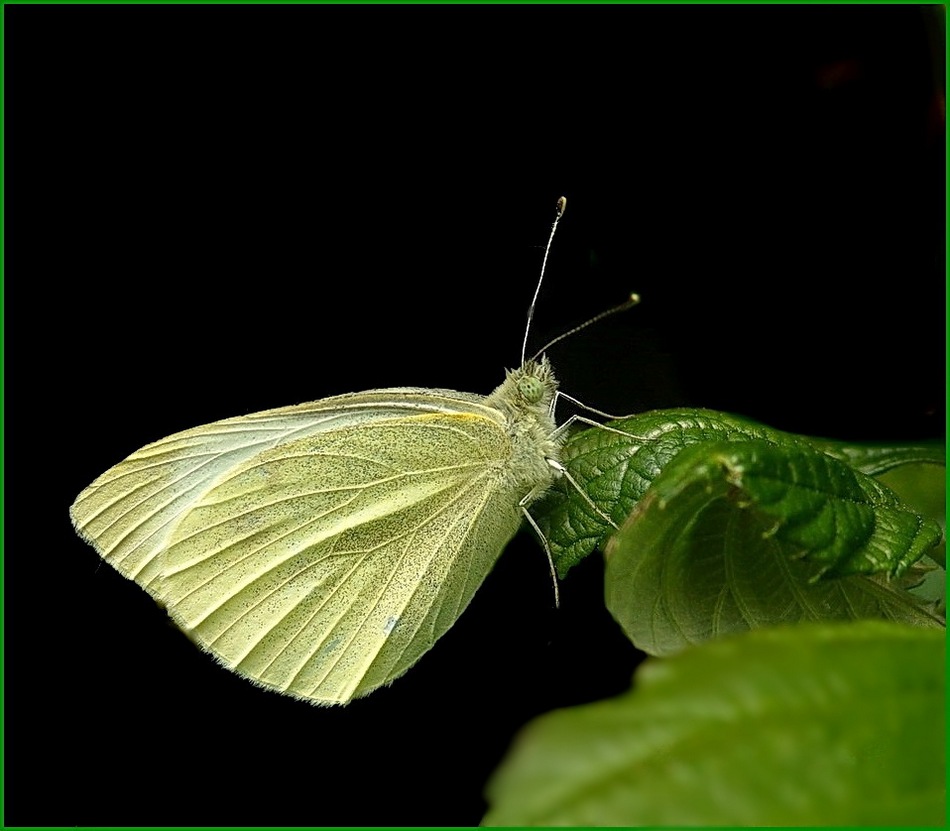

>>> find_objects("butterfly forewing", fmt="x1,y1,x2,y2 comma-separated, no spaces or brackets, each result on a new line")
71,384,551,704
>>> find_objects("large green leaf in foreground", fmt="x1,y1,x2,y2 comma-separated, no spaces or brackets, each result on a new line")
482,621,945,826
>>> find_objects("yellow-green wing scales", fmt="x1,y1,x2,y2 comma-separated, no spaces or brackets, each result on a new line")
159,413,523,704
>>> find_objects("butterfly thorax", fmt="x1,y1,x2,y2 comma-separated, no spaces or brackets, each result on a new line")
485,357,564,499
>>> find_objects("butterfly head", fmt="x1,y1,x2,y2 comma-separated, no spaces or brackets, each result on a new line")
514,357,557,404
486,356,559,421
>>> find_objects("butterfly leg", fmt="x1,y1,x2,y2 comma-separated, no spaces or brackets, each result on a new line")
551,413,650,443
519,504,560,609
543,457,619,532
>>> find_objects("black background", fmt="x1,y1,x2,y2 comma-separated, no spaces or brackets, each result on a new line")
6,4,944,827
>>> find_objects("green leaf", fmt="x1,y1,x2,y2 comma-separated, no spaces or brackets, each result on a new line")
807,437,945,477
539,408,794,576
604,439,943,655
877,460,946,568
482,622,945,827
875,460,946,612
537,409,943,579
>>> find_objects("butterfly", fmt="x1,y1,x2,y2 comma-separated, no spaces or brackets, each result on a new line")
71,356,565,705
70,197,622,705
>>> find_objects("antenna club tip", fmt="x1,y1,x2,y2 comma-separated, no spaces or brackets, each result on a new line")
556,196,567,218
629,292,641,305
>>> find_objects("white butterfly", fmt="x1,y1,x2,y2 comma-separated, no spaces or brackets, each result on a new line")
71,360,563,705
71,198,608,706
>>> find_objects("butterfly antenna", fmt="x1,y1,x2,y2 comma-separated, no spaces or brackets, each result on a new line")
528,293,641,362
521,196,568,364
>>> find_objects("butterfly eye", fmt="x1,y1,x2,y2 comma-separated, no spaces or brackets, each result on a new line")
518,376,545,404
